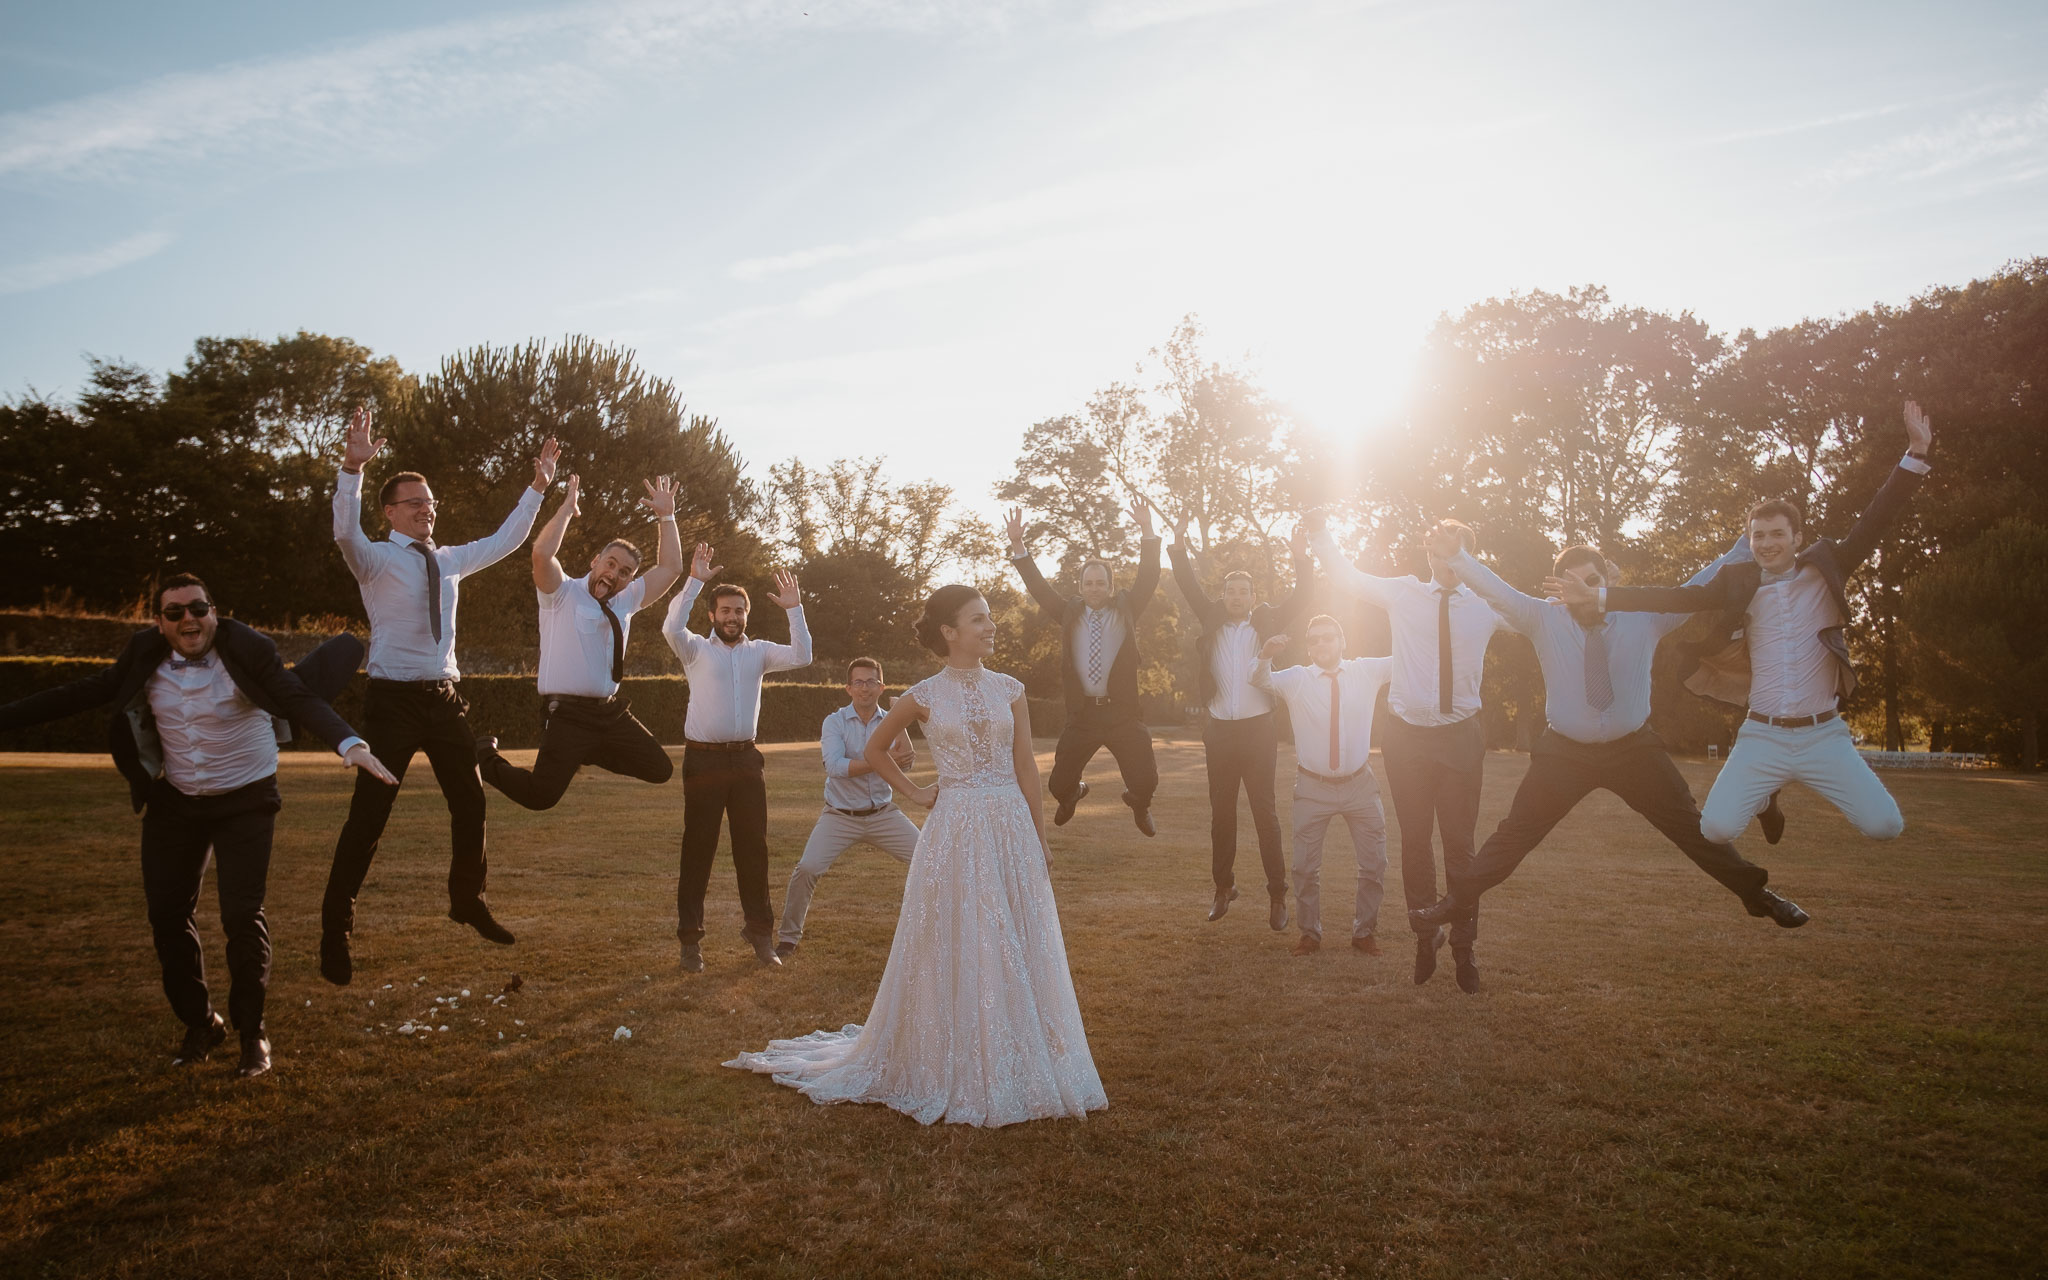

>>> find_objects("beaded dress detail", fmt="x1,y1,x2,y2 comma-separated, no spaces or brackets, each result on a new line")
725,664,1107,1126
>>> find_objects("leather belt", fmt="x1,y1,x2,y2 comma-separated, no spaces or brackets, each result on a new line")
1081,695,1118,706
826,803,891,818
1298,763,1370,785
685,738,755,752
1746,709,1838,729
369,677,456,691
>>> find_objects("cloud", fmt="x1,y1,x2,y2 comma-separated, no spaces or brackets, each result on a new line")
0,229,174,294
1813,87,2048,188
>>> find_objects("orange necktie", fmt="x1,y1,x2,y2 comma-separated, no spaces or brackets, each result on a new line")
1325,668,1342,772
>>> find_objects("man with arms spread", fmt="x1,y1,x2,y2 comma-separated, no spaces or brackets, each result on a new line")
475,471,684,808
774,657,920,961
1170,520,1314,927
322,406,559,985
0,575,394,1076
1548,401,1934,849
662,545,812,971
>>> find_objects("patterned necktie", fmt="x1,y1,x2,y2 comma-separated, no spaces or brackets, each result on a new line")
409,540,444,644
598,594,625,685
1584,621,1614,712
1087,609,1107,687
1324,668,1342,772
1437,586,1455,716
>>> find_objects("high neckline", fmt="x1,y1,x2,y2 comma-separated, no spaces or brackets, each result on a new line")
940,661,985,679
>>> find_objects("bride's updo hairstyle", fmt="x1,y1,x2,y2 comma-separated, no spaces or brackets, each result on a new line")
915,584,984,657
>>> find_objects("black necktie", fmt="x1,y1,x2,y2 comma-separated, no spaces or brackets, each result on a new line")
409,540,443,644
599,594,625,684
1437,585,1455,716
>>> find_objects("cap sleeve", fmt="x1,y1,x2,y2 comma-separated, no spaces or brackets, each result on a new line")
903,675,937,708
991,671,1025,701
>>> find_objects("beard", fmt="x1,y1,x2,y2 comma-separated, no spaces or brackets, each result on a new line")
715,620,745,640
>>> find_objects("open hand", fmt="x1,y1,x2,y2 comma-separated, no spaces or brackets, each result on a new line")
531,437,562,490
638,474,678,520
561,473,582,519
1004,507,1027,554
1542,573,1598,607
342,406,386,474
1289,524,1309,562
1261,634,1290,660
767,568,802,610
1903,400,1933,456
1127,496,1156,539
345,744,398,786
689,543,722,582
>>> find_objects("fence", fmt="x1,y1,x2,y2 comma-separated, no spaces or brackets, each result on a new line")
1857,750,1995,770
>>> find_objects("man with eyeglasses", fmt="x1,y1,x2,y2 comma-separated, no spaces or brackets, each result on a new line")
474,471,685,808
320,406,559,985
0,574,394,1076
1408,530,1811,944
773,657,921,960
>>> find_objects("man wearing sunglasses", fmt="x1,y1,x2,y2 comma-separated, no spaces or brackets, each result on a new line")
322,406,559,985
1408,527,1810,945
0,575,394,1077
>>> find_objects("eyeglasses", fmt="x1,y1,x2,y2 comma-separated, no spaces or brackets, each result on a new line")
849,678,884,689
390,497,439,511
159,601,214,620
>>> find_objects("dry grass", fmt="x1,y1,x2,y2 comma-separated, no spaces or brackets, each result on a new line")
0,740,2043,1279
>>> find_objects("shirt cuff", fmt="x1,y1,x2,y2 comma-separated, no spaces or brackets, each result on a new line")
335,736,365,758
336,466,362,489
1899,452,1932,476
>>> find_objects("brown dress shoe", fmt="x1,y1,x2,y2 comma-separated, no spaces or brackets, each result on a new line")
1207,886,1239,922
1351,934,1382,956
1291,934,1320,955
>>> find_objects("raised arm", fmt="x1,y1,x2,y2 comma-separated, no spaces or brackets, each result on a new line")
1268,525,1315,628
1306,515,1400,608
862,691,935,808
1005,507,1071,617
661,555,713,664
1250,635,1304,697
759,570,813,672
530,473,579,594
439,437,558,576
1435,532,1547,636
1127,498,1163,614
333,406,386,581
1167,520,1222,626
635,476,685,601
1835,400,1934,570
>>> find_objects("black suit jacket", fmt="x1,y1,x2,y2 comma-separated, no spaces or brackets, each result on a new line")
1010,537,1163,713
1603,460,1928,707
1168,541,1312,710
0,620,365,812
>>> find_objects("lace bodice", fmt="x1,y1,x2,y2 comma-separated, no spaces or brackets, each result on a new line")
910,665,1024,789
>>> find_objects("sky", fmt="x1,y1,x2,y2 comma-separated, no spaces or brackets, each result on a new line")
2,0,2045,503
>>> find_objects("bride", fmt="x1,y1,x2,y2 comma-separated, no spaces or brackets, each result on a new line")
725,584,1108,1126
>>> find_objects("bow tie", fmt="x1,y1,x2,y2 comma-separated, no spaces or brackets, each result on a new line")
168,656,213,670
1760,567,1799,586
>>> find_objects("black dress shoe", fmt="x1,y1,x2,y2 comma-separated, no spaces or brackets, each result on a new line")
1413,928,1444,986
1123,793,1156,837
319,929,353,986
743,930,783,968
236,1034,272,1079
1408,895,1476,928
1053,780,1089,826
1207,886,1239,922
1758,791,1786,845
474,734,501,766
449,899,516,945
174,1013,226,1065
1453,946,1480,994
678,941,704,972
1745,887,1810,928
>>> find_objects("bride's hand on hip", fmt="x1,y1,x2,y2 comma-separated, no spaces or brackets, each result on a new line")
911,782,940,809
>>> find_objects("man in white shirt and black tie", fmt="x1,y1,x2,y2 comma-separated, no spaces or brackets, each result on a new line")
0,575,394,1076
662,544,812,971
321,407,559,986
475,471,684,808
1252,615,1394,957
1308,513,1513,993
774,657,920,960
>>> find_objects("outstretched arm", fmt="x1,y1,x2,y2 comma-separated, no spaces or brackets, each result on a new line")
1127,498,1163,614
759,570,813,671
1304,514,1400,607
530,474,579,594
440,437,559,576
237,629,396,784
863,692,936,808
333,406,385,581
1167,519,1221,626
1443,548,1548,635
635,476,685,601
1004,507,1071,617
1551,565,1738,615
1652,533,1756,635
1835,400,1934,570
0,645,131,731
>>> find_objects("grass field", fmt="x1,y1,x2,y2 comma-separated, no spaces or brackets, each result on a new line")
1,738,2044,1279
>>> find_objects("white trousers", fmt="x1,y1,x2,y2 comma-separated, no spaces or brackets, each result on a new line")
1290,767,1388,941
778,805,920,945
1702,717,1904,844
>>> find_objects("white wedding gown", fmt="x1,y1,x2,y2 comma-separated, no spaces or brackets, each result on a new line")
725,663,1107,1126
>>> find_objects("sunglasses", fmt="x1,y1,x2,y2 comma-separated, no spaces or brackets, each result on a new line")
159,601,215,621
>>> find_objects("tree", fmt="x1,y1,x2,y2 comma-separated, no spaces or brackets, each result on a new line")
1902,518,2048,768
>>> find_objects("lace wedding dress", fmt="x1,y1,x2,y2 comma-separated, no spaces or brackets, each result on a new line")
725,663,1107,1126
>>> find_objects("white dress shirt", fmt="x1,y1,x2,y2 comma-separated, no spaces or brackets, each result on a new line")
1207,619,1272,720
537,575,648,698
1071,605,1126,697
1253,656,1394,776
1311,529,1512,726
333,467,544,681
662,578,814,742
1745,567,1843,718
148,657,282,796
821,703,900,810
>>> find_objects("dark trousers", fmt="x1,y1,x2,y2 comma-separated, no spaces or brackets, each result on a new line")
324,679,488,930
481,696,673,810
1047,701,1159,809
1382,713,1484,946
1203,712,1283,896
1452,727,1769,905
677,744,772,943
142,775,281,1035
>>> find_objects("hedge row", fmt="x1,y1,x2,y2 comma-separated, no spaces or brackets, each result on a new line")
0,658,1068,753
